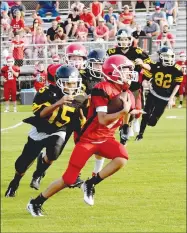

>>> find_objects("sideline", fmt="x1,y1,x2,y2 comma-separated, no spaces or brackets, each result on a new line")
1,122,23,132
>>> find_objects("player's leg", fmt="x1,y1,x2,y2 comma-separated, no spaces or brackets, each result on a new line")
92,154,105,177
135,93,155,140
30,135,65,190
133,89,142,133
27,142,97,216
11,84,17,112
4,85,10,112
178,83,184,108
83,139,128,205
5,137,43,197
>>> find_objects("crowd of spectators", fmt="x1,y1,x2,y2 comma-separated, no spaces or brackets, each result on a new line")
1,0,179,66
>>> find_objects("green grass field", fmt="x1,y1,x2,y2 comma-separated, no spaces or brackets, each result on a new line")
1,105,186,233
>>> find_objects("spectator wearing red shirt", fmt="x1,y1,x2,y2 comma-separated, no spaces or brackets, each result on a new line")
10,32,24,66
156,24,175,49
10,10,24,37
94,17,109,41
90,0,103,23
1,56,20,112
76,20,88,41
118,5,134,30
33,62,47,91
80,7,96,33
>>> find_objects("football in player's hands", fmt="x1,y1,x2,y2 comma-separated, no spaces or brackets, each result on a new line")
71,93,88,109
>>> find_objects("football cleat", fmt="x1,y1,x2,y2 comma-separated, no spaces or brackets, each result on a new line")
30,176,43,190
81,181,95,206
69,174,84,188
135,134,143,141
133,119,140,133
27,199,44,217
178,104,182,109
13,107,17,113
120,130,128,145
4,109,9,113
5,180,19,197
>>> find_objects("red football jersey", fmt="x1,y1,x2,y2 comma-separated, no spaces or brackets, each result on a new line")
12,40,24,59
1,65,20,83
33,70,47,91
10,18,24,32
176,60,187,81
80,81,123,143
47,64,62,85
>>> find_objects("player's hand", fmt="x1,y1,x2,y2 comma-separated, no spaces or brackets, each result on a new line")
129,109,146,115
3,78,7,82
120,92,132,113
135,58,143,66
57,95,74,106
168,98,173,109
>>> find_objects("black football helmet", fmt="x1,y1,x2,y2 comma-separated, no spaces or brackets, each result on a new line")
116,29,133,49
55,65,82,95
158,46,175,66
86,49,106,79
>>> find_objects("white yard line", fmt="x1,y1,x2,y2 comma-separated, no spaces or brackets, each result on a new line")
166,116,185,119
1,122,23,132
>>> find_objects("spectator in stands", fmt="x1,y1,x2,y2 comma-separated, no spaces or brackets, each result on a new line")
20,30,32,63
29,18,41,35
151,5,167,30
1,11,11,34
10,32,24,66
6,1,17,8
10,10,24,35
155,1,166,8
156,24,175,49
118,5,134,30
71,1,85,14
51,54,60,64
36,1,59,21
10,1,26,19
32,26,47,59
164,0,178,25
54,27,67,43
143,16,160,37
63,7,80,38
104,6,117,23
94,17,109,41
31,11,43,25
1,2,9,16
128,20,137,34
132,23,146,39
105,15,117,39
47,20,59,43
80,7,96,33
33,61,47,92
103,1,122,12
90,0,103,23
56,16,64,29
131,1,150,14
76,20,88,42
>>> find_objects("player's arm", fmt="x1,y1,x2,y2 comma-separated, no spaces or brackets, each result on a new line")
10,66,20,77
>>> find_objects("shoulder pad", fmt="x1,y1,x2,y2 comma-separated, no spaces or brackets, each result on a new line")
135,47,143,54
79,69,86,74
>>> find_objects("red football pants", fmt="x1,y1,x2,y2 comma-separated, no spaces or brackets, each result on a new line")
4,82,17,101
133,89,142,119
62,138,128,185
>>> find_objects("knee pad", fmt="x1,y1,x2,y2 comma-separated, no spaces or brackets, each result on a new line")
62,163,80,185
147,116,158,126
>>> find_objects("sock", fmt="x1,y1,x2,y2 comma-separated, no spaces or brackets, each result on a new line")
13,172,23,184
180,101,183,105
122,124,129,135
86,173,103,187
31,193,48,205
93,158,105,174
33,157,51,178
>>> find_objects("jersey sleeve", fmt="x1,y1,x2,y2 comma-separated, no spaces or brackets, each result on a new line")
173,65,183,85
106,47,116,56
32,87,53,117
91,83,110,112
1,67,6,76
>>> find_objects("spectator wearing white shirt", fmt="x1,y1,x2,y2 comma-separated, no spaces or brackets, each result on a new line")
71,1,85,14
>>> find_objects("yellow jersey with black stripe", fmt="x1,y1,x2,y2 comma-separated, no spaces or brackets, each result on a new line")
143,62,183,98
25,85,88,134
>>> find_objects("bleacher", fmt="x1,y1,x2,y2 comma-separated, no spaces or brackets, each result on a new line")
1,0,186,95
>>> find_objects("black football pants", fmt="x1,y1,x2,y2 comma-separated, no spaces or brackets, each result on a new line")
15,135,66,174
139,93,168,135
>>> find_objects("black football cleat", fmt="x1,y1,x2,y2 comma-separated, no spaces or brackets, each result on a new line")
30,176,43,190
119,129,128,146
5,180,19,197
69,174,84,188
27,199,44,217
135,134,143,141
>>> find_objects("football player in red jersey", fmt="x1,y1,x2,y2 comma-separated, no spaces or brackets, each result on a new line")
176,51,187,108
27,55,143,216
33,62,47,92
1,56,20,112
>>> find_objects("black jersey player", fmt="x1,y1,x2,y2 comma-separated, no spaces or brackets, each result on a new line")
136,47,183,141
5,65,88,197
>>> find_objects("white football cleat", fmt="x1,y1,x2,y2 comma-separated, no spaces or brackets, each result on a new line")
27,200,44,217
178,104,182,109
81,182,95,206
133,119,140,133
13,107,17,113
4,109,9,113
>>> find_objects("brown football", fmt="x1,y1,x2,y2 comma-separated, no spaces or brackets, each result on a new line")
107,94,124,114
